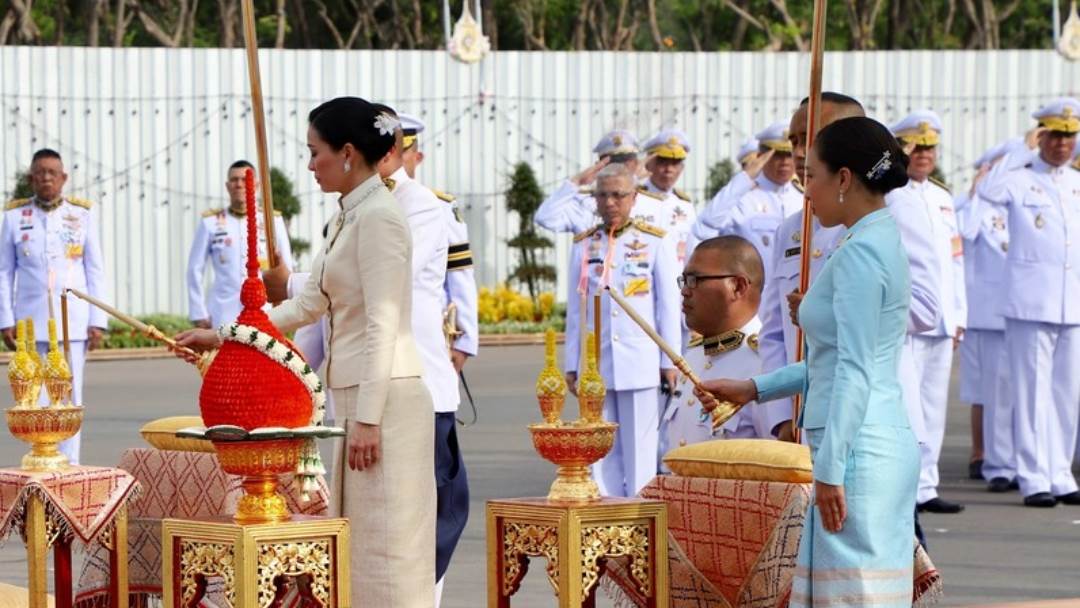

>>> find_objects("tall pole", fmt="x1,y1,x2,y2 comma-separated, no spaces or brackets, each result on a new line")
240,0,278,266
792,0,828,444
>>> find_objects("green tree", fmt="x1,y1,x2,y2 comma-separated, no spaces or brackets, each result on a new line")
269,167,309,261
705,159,736,200
7,170,32,201
505,162,555,301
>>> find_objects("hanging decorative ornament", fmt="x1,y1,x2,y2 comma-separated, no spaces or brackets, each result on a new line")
448,1,490,64
1059,1,1080,60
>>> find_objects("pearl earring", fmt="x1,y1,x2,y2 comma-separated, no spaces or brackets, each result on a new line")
343,161,351,173
838,190,845,204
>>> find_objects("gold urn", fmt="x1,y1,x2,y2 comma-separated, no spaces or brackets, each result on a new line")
529,421,617,502
214,439,304,524
535,328,567,424
6,406,83,471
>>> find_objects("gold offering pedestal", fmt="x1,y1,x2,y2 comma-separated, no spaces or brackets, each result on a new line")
214,438,305,524
487,497,668,608
5,405,84,472
163,515,349,608
529,421,617,503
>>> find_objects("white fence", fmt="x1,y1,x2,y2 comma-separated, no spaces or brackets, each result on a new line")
0,47,1077,315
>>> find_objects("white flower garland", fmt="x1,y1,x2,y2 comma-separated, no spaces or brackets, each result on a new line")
220,322,328,499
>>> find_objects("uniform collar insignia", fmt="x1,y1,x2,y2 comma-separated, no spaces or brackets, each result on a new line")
702,329,745,356
227,206,247,218
34,196,62,212
606,219,635,239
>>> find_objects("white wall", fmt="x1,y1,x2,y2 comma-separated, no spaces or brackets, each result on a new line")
1,48,1076,314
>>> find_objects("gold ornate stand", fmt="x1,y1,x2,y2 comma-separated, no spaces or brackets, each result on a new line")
486,497,668,608
162,516,350,608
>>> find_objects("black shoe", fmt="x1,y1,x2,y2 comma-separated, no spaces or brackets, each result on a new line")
1009,479,1020,490
1055,491,1080,505
987,477,1013,493
1023,492,1057,508
969,459,985,480
917,497,966,514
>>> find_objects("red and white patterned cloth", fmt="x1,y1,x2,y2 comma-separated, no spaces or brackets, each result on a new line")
74,448,330,608
0,466,139,545
603,475,941,608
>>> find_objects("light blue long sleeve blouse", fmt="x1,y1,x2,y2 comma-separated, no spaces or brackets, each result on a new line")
752,208,912,485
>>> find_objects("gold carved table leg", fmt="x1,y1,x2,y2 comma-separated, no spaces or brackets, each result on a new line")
25,494,48,608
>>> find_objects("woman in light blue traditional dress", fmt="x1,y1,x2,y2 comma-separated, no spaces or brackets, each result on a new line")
696,116,920,607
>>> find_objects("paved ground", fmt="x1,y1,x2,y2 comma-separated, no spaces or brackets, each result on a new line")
1,346,1079,606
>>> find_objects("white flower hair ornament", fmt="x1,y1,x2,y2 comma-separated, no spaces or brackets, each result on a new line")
866,151,893,181
374,113,401,137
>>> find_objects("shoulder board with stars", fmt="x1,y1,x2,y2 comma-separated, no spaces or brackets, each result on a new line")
928,176,951,194
673,189,692,202
635,186,664,200
67,197,93,210
202,207,224,218
574,225,601,242
4,198,30,211
578,186,594,196
633,218,667,238
431,188,457,203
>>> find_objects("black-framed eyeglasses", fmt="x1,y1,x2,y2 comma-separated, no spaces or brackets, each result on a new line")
677,273,741,289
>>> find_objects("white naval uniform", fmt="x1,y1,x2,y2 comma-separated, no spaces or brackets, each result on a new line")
757,210,845,431
902,178,967,503
638,179,697,265
565,219,681,497
662,317,790,453
187,208,293,328
955,190,1014,481
884,187,945,459
0,196,109,464
689,173,803,282
440,192,479,359
977,154,1080,497
534,179,662,234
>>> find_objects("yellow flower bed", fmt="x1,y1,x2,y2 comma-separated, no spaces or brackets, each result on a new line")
479,284,557,324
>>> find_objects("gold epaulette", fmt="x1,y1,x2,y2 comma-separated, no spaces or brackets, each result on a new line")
201,207,224,218
792,177,805,193
4,198,30,211
928,176,951,194
633,218,666,238
273,209,283,216
67,197,93,210
574,226,601,242
673,189,692,202
578,187,594,196
431,188,456,203
636,185,664,200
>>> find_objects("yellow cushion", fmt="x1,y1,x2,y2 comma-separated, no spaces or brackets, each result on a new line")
139,416,215,453
663,438,813,483
0,583,54,608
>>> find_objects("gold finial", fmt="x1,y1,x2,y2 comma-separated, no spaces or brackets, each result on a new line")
576,331,606,423
43,319,72,406
9,320,41,407
25,318,43,375
536,328,567,424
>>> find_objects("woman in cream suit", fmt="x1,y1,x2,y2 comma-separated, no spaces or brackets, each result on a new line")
177,97,436,608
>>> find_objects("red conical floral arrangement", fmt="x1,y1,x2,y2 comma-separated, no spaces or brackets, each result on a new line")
198,169,311,430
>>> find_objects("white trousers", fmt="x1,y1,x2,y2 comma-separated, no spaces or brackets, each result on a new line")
899,335,928,445
1006,319,1080,497
912,335,953,503
35,340,86,465
594,388,660,498
960,329,1015,480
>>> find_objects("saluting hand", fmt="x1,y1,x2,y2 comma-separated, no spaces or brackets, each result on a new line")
745,148,775,179
815,480,847,533
571,157,611,187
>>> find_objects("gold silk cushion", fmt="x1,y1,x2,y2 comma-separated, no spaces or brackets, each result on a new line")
663,438,813,484
139,416,215,453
